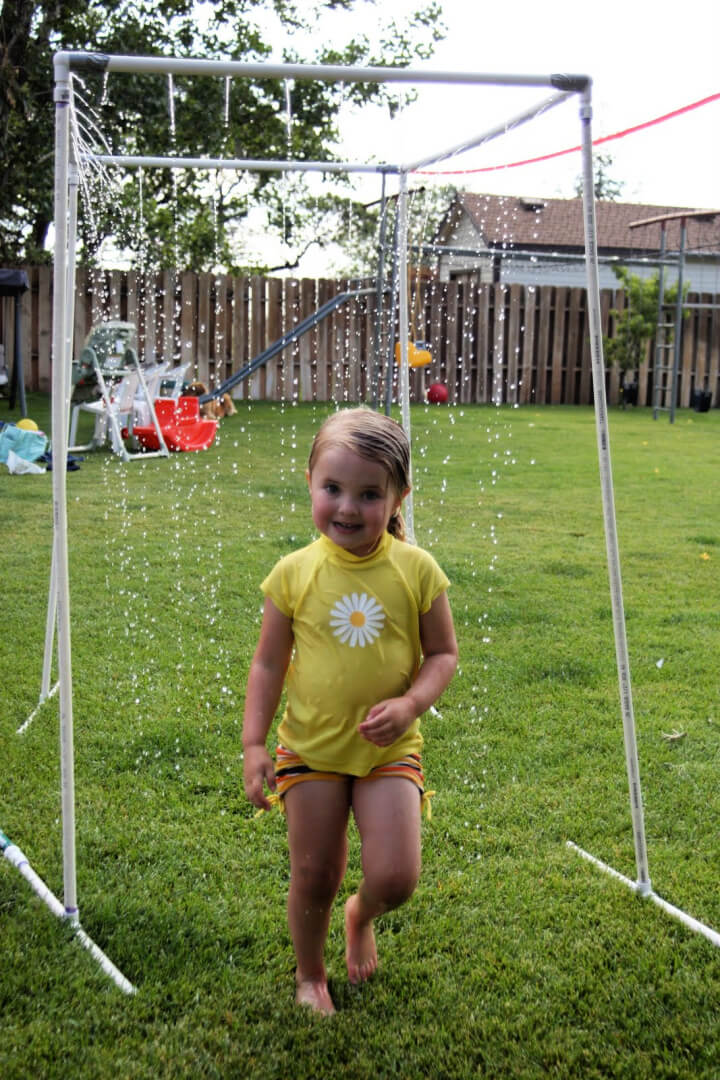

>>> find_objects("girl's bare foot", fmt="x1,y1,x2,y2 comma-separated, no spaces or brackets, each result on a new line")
295,977,336,1015
344,895,378,984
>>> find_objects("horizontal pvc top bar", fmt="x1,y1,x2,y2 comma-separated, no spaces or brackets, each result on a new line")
84,154,394,174
55,51,590,92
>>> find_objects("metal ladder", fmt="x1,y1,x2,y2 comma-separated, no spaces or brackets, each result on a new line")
652,230,676,418
652,219,688,422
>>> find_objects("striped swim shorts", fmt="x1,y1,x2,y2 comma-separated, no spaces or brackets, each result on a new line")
268,746,434,818
275,745,425,796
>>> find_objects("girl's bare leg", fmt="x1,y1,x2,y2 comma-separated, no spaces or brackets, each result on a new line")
347,778,421,984
284,780,351,1014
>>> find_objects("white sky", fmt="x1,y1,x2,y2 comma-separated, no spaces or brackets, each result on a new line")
264,0,720,211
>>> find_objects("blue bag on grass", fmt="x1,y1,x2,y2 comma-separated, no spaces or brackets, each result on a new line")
0,424,48,464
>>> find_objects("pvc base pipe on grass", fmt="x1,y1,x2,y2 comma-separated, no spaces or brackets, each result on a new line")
17,681,59,736
1,830,136,994
567,841,720,949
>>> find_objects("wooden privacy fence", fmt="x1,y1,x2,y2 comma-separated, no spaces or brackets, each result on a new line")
6,266,720,408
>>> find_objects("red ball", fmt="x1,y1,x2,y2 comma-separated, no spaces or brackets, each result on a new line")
427,382,448,404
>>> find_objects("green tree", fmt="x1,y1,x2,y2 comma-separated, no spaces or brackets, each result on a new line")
304,182,457,279
0,0,444,269
574,152,625,201
604,266,684,401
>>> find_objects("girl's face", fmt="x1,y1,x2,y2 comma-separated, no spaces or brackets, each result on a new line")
307,445,406,556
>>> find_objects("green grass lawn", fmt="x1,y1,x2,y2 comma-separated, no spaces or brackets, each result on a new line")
2,395,719,1079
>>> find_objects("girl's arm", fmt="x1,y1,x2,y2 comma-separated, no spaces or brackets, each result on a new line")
242,596,294,810
358,590,458,747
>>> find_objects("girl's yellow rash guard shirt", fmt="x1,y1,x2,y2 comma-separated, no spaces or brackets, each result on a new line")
261,531,450,777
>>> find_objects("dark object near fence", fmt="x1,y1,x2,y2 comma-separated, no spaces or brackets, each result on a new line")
0,269,29,416
692,389,712,412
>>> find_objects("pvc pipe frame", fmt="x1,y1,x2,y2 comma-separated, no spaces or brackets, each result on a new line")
48,53,718,995
567,843,720,949
50,57,137,995
2,835,136,993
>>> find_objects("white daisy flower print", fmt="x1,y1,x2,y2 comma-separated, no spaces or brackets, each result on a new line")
329,592,385,648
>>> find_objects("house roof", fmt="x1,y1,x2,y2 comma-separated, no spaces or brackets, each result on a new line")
446,193,720,255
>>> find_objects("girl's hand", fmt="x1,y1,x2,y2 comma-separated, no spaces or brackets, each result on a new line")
243,745,277,811
358,697,416,747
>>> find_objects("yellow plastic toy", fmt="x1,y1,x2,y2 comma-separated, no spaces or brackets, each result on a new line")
17,417,39,431
395,340,432,368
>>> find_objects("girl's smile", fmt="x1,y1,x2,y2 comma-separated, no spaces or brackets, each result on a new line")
307,446,406,556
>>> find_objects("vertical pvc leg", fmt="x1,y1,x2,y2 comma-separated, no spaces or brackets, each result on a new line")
371,172,388,411
52,60,79,921
579,86,651,893
384,210,400,418
396,170,415,543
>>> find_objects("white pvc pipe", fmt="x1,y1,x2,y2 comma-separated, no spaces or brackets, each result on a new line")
130,361,170,460
65,166,79,406
405,89,572,173
21,162,82,739
39,546,58,703
396,172,415,544
3,840,65,918
578,87,651,892
39,167,79,716
567,843,720,949
17,681,59,736
2,838,137,992
52,56,79,922
60,52,584,90
20,146,81,746
85,154,389,175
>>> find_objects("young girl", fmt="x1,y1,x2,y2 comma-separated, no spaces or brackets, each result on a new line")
243,407,457,1015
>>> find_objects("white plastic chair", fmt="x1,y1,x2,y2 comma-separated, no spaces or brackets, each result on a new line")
69,369,140,454
158,362,191,401
132,362,169,427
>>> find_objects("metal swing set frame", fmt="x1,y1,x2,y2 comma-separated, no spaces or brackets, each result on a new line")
6,50,718,998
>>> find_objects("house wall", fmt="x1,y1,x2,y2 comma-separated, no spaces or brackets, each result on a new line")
499,256,720,292
438,217,720,291
443,249,720,292
438,216,495,282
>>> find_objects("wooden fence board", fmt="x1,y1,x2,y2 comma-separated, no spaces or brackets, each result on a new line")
179,271,195,381
300,278,315,401
507,284,522,405
463,282,474,399
491,284,506,405
36,266,52,392
262,277,281,402
708,300,720,405
535,286,552,404
519,286,536,405
695,295,712,393
444,280,459,404
565,287,582,406
680,304,695,407
428,281,444,398
550,287,567,404
474,284,489,403
161,271,175,366
196,272,211,384
249,276,265,400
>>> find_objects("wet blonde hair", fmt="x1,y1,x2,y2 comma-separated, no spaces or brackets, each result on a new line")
308,408,411,541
